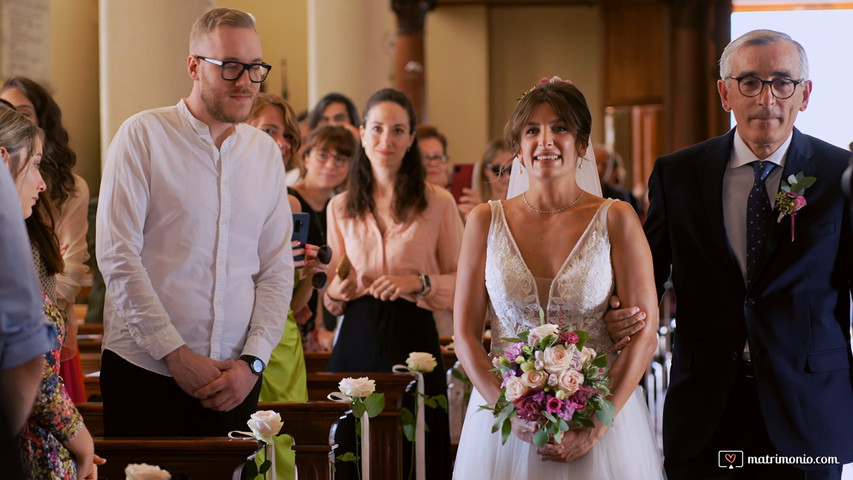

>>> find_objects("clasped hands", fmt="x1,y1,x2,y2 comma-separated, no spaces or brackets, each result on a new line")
327,270,421,303
165,346,257,412
510,415,606,463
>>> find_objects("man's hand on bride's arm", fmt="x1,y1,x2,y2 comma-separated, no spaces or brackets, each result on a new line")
510,415,537,444
536,422,607,463
604,295,646,351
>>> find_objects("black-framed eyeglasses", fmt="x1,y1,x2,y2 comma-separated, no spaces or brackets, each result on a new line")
486,162,511,177
423,154,449,163
727,75,803,99
194,55,271,83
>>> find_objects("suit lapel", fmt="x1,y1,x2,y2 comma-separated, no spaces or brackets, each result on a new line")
751,128,815,287
699,130,747,291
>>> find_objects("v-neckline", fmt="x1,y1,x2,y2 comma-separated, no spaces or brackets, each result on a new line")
496,199,610,318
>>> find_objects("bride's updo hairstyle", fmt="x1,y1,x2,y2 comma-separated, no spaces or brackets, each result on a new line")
504,78,592,160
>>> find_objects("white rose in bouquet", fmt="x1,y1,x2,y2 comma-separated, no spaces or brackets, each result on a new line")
247,410,284,444
542,345,573,374
504,376,530,402
339,376,376,398
528,324,559,346
520,370,548,390
558,369,585,396
581,346,597,365
406,351,437,373
125,463,171,480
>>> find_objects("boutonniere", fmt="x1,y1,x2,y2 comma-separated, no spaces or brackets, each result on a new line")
774,172,816,241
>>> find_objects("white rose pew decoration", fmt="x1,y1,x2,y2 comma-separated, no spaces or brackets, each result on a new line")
228,410,284,479
125,463,171,480
328,377,385,480
393,352,448,480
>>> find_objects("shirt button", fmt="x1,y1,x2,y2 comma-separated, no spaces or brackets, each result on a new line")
215,301,222,306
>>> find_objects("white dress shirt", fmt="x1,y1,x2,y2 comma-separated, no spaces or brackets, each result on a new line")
97,99,293,377
722,131,793,281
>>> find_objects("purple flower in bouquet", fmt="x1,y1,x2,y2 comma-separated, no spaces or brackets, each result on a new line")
546,396,563,415
513,396,541,421
504,342,524,363
558,401,575,420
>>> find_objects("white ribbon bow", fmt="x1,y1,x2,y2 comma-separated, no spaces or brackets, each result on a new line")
328,391,370,480
227,430,276,480
393,364,425,480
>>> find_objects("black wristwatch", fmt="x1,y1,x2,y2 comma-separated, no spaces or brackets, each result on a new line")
240,355,266,376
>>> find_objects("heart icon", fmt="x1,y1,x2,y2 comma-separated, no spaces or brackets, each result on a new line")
724,453,736,464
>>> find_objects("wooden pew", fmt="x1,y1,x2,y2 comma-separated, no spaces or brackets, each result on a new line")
94,436,260,479
79,401,349,480
304,349,459,375
307,372,415,480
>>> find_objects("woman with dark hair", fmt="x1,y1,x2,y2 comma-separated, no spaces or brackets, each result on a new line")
452,78,661,479
248,92,303,185
324,88,462,479
0,108,104,479
307,92,359,130
2,76,90,404
289,125,355,351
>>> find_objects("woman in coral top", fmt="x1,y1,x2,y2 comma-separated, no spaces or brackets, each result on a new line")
324,88,463,480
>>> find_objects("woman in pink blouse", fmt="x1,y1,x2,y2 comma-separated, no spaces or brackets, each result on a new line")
324,88,463,480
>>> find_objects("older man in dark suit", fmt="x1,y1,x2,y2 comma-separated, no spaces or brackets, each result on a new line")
611,30,853,479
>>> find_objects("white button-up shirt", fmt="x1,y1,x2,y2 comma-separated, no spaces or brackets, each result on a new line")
97,100,293,376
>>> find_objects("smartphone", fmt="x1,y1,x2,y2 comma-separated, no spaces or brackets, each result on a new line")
450,164,474,203
336,253,353,280
291,213,310,266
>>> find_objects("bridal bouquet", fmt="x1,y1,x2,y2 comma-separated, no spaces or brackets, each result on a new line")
487,321,614,446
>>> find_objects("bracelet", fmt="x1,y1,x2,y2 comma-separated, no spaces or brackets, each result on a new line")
417,274,427,294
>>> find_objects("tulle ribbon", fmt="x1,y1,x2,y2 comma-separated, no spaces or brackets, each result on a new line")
328,391,370,480
392,364,425,480
227,430,276,480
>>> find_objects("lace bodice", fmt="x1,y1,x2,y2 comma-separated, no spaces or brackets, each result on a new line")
485,199,616,360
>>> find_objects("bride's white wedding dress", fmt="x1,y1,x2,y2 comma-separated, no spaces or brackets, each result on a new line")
453,199,664,479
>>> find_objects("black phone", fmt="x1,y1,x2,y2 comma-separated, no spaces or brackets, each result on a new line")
291,213,310,266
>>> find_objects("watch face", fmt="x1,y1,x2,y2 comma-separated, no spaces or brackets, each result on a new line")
251,358,265,374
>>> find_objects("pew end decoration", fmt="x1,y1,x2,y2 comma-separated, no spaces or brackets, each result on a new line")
486,315,614,447
328,376,385,480
228,410,283,479
125,463,171,480
393,352,447,480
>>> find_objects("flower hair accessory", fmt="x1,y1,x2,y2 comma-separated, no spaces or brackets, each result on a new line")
774,172,816,241
517,76,574,102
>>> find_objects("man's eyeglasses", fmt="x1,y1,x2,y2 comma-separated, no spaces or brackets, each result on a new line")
727,75,803,100
486,162,511,177
195,55,271,83
423,154,449,163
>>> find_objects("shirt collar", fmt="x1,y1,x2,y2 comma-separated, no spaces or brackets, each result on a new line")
731,130,793,169
177,98,212,137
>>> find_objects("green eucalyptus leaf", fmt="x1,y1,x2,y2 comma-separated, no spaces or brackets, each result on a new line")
596,399,615,426
500,416,512,445
364,393,385,418
575,330,590,349
533,429,549,447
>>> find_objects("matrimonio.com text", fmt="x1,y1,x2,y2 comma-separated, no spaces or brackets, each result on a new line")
718,450,840,469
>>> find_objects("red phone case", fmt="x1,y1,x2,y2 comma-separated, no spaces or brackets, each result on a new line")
450,164,474,202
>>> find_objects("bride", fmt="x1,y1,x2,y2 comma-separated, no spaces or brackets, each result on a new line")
452,77,663,479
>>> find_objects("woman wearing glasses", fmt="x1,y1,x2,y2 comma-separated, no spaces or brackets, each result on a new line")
324,88,463,479
289,125,356,352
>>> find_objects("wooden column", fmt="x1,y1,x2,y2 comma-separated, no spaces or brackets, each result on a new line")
391,0,436,123
664,0,731,153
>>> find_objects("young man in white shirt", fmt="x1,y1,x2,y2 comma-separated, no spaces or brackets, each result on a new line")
97,7,293,436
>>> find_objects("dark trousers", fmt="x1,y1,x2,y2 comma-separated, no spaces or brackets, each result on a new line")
665,362,843,480
100,349,261,436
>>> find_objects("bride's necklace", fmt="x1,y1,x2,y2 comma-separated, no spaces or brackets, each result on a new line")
522,190,584,214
